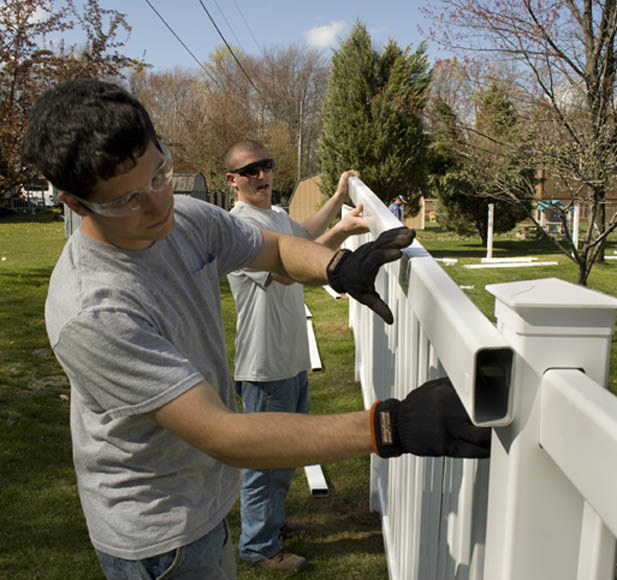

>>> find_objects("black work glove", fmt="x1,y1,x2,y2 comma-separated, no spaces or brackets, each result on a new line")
370,377,491,459
326,227,415,324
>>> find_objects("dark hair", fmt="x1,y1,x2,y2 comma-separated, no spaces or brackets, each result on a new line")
22,78,157,199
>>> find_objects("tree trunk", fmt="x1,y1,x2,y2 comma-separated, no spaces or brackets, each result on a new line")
577,266,590,286
596,200,607,264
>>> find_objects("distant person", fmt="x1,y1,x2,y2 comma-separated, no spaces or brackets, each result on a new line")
388,194,407,221
23,78,490,580
225,140,368,572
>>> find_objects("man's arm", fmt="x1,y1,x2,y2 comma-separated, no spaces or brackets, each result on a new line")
314,205,369,250
265,205,368,284
250,225,415,324
248,229,334,286
148,377,491,468
301,170,359,239
149,381,372,468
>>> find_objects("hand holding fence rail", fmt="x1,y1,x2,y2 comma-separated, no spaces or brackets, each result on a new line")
327,226,415,324
347,177,515,428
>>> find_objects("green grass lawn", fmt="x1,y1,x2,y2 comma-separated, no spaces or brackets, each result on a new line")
1,213,616,579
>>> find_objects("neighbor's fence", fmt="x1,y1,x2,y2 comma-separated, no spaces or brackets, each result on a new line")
344,177,617,580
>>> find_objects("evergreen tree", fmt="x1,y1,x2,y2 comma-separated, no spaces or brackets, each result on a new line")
430,84,531,243
318,22,431,214
428,97,478,236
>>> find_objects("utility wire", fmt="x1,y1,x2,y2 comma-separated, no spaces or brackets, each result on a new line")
142,0,219,87
196,0,262,97
212,0,246,54
231,0,262,53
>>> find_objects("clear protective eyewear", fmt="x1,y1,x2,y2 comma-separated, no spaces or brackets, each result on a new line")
78,141,173,218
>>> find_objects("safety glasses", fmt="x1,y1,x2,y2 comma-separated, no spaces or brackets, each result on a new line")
76,141,173,218
229,158,275,178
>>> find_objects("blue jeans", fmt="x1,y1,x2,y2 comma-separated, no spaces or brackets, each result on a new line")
95,519,236,580
235,371,310,562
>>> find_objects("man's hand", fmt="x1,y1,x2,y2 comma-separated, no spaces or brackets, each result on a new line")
334,169,360,203
326,226,415,324
370,377,491,459
338,204,369,236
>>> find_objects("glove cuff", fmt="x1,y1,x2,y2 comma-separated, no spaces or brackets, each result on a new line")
326,249,352,293
370,399,402,458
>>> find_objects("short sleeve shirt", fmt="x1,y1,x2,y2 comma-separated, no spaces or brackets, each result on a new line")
45,195,262,559
227,202,311,381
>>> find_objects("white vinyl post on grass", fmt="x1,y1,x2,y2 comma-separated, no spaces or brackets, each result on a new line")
486,203,494,259
303,305,328,497
572,204,580,250
304,464,329,497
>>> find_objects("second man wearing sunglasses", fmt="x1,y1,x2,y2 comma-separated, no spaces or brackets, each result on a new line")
225,140,369,573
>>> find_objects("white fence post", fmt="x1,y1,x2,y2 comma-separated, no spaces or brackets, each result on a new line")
487,203,494,259
483,278,617,580
572,204,580,249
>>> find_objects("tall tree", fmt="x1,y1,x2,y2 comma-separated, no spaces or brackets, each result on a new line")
0,0,136,197
427,0,617,285
201,43,328,193
129,67,250,190
318,22,431,212
430,84,530,244
258,44,329,181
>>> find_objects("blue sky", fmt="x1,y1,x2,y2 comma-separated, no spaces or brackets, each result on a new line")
82,0,447,71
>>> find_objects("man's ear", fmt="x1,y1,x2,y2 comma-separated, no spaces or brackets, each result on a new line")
225,173,238,189
58,192,89,217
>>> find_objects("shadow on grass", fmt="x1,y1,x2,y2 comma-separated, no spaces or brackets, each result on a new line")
0,209,64,224
427,238,565,259
0,266,55,287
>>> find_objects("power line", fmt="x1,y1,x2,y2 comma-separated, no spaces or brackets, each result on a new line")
212,0,246,54
196,0,262,97
142,0,219,87
231,0,262,53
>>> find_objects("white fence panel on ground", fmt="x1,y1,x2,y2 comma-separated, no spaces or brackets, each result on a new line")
344,177,617,580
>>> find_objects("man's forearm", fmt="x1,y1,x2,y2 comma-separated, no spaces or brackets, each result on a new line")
250,229,334,285
214,409,372,468
301,191,346,239
314,221,352,250
277,232,334,283
150,382,373,469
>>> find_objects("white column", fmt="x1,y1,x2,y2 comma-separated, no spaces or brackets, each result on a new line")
572,204,580,250
486,203,494,259
483,278,617,580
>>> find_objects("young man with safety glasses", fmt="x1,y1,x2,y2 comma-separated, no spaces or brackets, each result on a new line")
225,140,370,572
23,78,490,580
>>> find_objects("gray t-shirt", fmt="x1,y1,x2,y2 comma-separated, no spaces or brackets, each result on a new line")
45,195,262,559
227,202,310,381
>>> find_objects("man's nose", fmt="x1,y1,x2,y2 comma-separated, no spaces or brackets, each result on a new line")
143,185,170,212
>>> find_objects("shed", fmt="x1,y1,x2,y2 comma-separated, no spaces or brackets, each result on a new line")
288,174,322,223
172,172,208,202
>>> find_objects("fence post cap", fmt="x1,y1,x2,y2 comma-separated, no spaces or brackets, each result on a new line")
486,277,617,311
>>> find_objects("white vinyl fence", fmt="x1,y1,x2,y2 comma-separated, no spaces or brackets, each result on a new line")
344,178,617,580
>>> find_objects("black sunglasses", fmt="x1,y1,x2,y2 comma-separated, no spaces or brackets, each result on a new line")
230,158,275,177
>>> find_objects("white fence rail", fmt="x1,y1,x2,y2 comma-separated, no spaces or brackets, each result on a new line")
344,178,617,580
